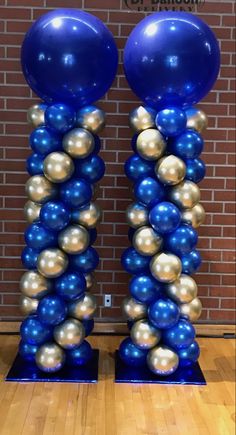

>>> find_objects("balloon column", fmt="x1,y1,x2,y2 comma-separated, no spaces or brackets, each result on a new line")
119,12,220,377
19,9,118,373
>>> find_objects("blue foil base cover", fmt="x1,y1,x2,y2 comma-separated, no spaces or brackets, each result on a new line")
5,349,99,383
115,351,206,385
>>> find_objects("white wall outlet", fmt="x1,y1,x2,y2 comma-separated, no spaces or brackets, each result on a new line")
104,294,112,307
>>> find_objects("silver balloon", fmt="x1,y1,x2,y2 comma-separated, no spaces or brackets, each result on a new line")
185,108,208,133
72,202,102,229
122,297,147,321
68,293,97,320
169,180,200,209
129,106,156,132
147,345,179,375
180,297,202,322
36,343,65,372
150,252,182,283
20,295,39,315
43,152,74,183
156,155,186,185
133,226,163,256
54,318,85,349
25,175,57,204
76,106,105,134
58,224,89,255
37,248,68,278
20,271,52,299
27,104,45,127
126,202,148,229
166,274,198,304
62,128,94,159
24,200,41,223
181,203,206,228
136,128,166,160
131,319,161,350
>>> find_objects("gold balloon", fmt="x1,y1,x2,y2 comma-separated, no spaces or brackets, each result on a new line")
37,248,68,278
131,319,161,350
156,154,186,185
54,318,85,349
84,273,94,290
24,200,41,223
122,297,147,321
169,180,200,209
25,175,57,204
20,271,52,299
129,106,156,132
136,128,166,160
166,274,198,304
186,108,208,133
72,202,102,229
58,224,89,255
181,203,206,228
68,293,97,320
20,295,39,315
76,106,105,134
43,152,74,183
180,297,202,323
133,226,163,256
63,128,94,159
27,104,45,127
126,202,148,229
147,345,179,375
150,252,182,283
36,343,65,372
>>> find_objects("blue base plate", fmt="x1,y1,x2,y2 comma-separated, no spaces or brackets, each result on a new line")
5,349,99,383
115,351,206,385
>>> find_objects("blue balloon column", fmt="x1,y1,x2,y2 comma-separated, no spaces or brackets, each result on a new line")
18,9,118,373
119,12,220,377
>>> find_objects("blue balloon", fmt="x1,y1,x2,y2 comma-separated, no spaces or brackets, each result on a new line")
75,154,105,183
178,340,200,367
162,318,196,350
131,134,138,152
119,337,148,367
82,319,94,337
37,295,67,326
148,298,180,329
121,247,150,275
45,103,76,133
19,340,38,362
60,178,92,209
89,228,97,245
156,108,187,137
30,126,61,155
21,9,118,108
93,135,101,155
20,316,52,345
40,201,70,231
185,157,206,183
21,246,40,269
71,247,99,273
134,177,165,207
128,227,136,243
181,249,202,275
24,223,57,250
165,224,198,256
124,12,220,109
171,130,203,159
26,153,44,175
66,340,93,366
149,201,181,234
125,154,155,182
129,274,162,304
55,271,86,301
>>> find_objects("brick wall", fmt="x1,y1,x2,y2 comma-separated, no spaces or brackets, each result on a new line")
0,0,235,323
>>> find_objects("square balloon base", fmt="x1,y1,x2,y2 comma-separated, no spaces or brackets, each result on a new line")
5,350,99,383
115,351,206,385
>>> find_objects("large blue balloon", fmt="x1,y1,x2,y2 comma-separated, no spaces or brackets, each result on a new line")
181,249,202,275
71,247,99,273
185,157,206,183
37,295,67,326
149,201,181,234
40,201,70,231
171,130,203,159
121,247,150,275
21,9,118,108
89,228,97,245
45,103,76,133
165,224,198,256
26,153,44,175
19,340,39,362
134,177,165,207
24,223,57,250
148,298,180,329
82,319,95,337
129,274,162,304
21,246,40,269
162,318,195,350
20,316,52,345
178,340,200,367
124,12,220,109
119,337,148,367
156,107,186,137
60,178,92,209
30,126,61,155
55,271,86,301
66,340,93,366
125,154,155,182
75,154,105,183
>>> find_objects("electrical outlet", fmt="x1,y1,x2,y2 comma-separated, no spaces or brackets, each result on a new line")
104,294,112,307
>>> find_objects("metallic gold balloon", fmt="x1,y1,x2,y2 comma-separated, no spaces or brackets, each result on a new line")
180,297,202,322
133,226,163,256
20,295,39,315
58,224,89,255
126,202,148,229
129,106,156,132
169,180,200,209
136,128,166,160
156,154,186,185
20,271,52,299
68,293,97,320
166,274,198,304
37,248,68,278
36,343,65,372
147,345,179,375
63,128,94,159
25,175,57,204
150,252,182,283
122,297,147,321
24,200,42,223
77,106,105,134
84,273,94,290
27,104,45,127
43,152,74,183
54,318,85,349
186,109,208,134
72,202,102,229
131,319,161,350
181,203,206,228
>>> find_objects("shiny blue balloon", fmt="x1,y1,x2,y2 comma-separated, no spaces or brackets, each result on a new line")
124,12,220,109
119,337,148,367
19,340,38,362
128,227,136,243
181,249,202,275
26,153,44,175
60,178,92,209
185,157,206,183
165,224,198,256
75,154,105,183
40,201,70,231
89,228,97,245
148,298,180,329
121,247,150,275
66,340,93,366
37,295,67,326
171,130,203,159
55,271,86,301
129,274,162,304
82,319,94,337
20,316,52,345
24,223,57,250
125,154,155,182
71,247,99,273
21,9,118,108
93,135,101,155
30,126,61,155
134,177,165,207
162,318,196,350
149,201,181,234
21,246,40,269
45,103,76,133
178,340,200,367
156,107,187,137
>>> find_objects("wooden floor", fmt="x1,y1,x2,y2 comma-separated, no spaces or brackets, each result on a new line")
0,336,235,435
